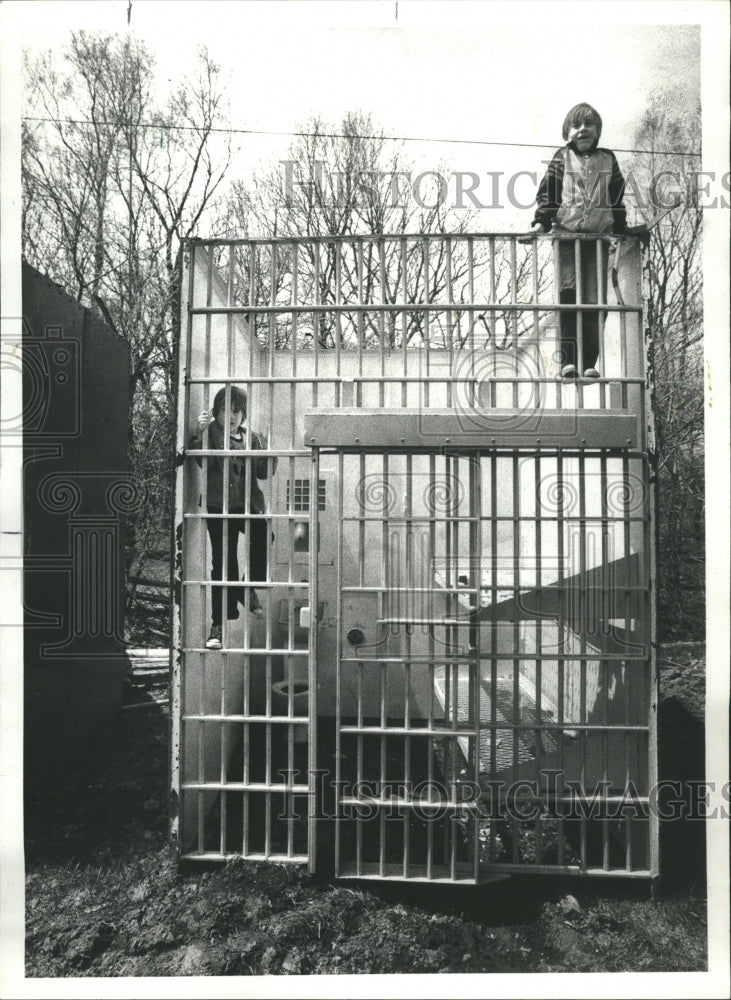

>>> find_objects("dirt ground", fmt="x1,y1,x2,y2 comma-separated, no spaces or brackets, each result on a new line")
24,644,708,978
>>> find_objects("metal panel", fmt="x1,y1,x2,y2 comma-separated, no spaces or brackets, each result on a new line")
172,232,656,885
325,445,653,882
304,409,641,450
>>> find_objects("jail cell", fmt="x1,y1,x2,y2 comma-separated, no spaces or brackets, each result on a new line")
172,232,657,885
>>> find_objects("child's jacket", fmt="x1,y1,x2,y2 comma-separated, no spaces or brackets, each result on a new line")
190,421,274,513
533,145,627,234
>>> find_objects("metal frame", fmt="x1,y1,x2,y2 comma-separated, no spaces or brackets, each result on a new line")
171,231,657,886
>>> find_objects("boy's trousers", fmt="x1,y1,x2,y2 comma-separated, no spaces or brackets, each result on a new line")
556,239,610,371
205,506,269,624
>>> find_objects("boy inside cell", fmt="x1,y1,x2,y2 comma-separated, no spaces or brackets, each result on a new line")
190,385,276,649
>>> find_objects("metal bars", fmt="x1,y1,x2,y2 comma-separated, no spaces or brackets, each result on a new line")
173,232,655,885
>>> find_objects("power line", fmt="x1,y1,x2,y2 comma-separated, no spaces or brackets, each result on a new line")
21,116,702,158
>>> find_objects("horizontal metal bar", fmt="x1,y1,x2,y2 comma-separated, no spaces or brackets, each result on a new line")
376,617,473,626
341,653,650,663
182,579,308,587
184,714,308,724
315,446,652,459
339,655,475,664
483,863,652,878
182,782,309,793
191,302,641,316
186,375,647,386
182,852,309,864
305,409,640,449
183,646,309,655
335,866,484,885
342,515,650,527
339,725,479,737
184,515,310,524
506,794,652,804
339,723,648,735
339,796,478,810
186,449,306,458
340,585,479,594
190,231,639,246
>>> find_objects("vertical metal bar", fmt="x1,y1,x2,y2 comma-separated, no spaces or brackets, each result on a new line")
470,451,482,881
533,451,543,864
355,461,364,874
448,452,458,881
422,237,430,408
578,450,587,871
489,450,498,864
198,247,215,854
401,236,408,406
488,238,497,407
356,240,364,407
291,242,299,374
556,448,566,865
219,253,237,856
622,450,632,870
511,453,520,864
646,451,659,878
599,452,610,870
467,237,475,408
575,237,584,378
446,236,453,407
171,240,195,858
553,235,563,405
510,237,519,410
335,242,343,400
532,237,540,341
334,451,344,875
379,661,387,878
379,237,387,407
220,384,231,659
308,446,320,872
596,240,605,401
401,451,413,880
313,242,320,408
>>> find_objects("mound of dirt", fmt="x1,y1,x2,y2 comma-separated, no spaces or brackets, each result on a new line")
24,644,708,977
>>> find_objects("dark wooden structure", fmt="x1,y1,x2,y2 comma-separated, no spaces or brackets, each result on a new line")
22,263,131,777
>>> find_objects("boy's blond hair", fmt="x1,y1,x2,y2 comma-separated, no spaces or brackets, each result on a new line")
562,103,602,142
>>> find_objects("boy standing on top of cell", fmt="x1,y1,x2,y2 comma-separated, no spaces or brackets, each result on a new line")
530,102,628,379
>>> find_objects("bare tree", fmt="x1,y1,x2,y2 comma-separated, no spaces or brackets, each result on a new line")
627,100,704,639
215,112,489,350
22,32,235,637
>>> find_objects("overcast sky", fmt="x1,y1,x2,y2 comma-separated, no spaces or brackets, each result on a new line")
7,0,704,228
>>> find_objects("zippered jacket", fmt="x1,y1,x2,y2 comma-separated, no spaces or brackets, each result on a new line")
189,421,275,513
533,144,627,235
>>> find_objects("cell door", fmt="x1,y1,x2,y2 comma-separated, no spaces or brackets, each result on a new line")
309,434,657,884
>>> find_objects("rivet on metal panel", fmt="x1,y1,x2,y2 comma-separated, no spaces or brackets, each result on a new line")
355,438,360,443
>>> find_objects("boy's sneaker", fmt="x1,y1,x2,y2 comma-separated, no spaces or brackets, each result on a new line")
205,625,222,649
561,364,578,379
583,367,600,378
248,590,263,617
